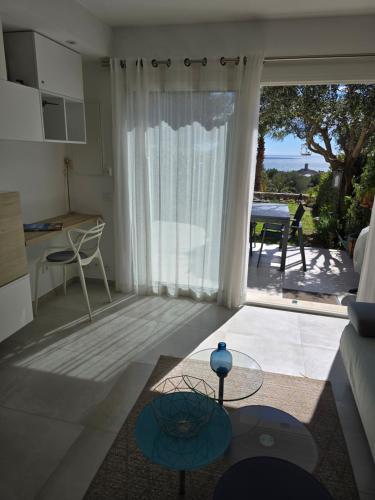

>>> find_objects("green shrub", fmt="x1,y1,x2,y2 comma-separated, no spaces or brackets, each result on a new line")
264,170,317,194
345,155,375,235
314,206,339,247
313,171,339,217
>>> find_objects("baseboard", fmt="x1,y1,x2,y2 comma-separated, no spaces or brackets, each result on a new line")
33,276,116,305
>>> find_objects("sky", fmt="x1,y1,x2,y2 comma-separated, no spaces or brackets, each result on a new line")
264,133,331,171
265,134,305,156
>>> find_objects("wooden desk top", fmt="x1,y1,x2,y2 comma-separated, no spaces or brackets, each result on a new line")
24,212,101,247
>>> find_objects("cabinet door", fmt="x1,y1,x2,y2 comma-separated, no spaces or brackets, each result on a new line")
0,192,28,288
0,80,43,141
34,33,84,100
0,275,33,342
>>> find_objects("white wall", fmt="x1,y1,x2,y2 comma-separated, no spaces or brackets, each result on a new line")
0,140,74,299
0,0,111,57
69,61,115,281
113,15,375,58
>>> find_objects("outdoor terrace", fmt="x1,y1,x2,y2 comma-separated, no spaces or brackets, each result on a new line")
247,242,358,308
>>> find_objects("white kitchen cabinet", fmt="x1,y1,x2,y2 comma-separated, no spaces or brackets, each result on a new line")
0,192,33,341
0,80,43,141
4,31,83,100
0,275,33,342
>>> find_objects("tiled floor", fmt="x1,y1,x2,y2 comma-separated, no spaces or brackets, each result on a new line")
0,282,374,500
247,243,359,304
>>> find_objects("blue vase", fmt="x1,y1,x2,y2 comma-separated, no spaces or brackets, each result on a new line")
210,342,233,378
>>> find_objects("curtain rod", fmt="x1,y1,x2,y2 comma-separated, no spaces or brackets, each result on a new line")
265,53,375,62
101,53,375,68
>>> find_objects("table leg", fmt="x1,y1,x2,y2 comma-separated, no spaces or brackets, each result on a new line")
280,219,290,272
179,470,186,495
218,376,225,406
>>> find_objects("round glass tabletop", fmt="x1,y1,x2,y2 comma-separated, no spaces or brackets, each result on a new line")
181,348,263,402
228,405,319,473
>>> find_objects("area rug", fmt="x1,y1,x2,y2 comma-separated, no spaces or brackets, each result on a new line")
84,355,359,500
283,288,340,305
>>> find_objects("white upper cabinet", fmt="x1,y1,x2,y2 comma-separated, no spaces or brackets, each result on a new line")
34,34,83,99
0,80,43,141
4,31,83,100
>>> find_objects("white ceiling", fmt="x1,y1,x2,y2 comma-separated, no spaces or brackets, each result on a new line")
77,0,375,26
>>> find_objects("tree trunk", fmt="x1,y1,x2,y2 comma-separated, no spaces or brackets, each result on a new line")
337,161,355,217
255,134,265,192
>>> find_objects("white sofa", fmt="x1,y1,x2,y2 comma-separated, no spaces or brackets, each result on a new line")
340,305,375,462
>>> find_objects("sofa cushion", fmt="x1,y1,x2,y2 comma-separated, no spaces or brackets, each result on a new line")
348,302,375,337
340,323,375,461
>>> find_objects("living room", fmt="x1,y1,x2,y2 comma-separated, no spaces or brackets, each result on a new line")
0,1,374,499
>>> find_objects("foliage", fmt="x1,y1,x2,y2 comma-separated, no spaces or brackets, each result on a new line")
311,171,341,246
313,172,339,216
345,155,375,235
314,206,340,247
264,169,320,194
260,85,375,203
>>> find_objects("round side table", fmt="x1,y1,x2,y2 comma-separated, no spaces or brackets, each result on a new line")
135,396,232,495
213,456,333,500
228,405,319,472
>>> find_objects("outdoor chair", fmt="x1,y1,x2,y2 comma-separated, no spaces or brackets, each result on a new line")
257,203,307,271
249,222,257,256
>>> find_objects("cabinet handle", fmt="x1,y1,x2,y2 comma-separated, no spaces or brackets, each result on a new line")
41,80,45,84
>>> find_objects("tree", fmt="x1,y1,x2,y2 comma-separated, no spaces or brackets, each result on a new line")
261,85,375,212
255,89,279,191
254,134,265,191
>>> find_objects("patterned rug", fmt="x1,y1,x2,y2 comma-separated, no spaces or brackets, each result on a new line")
84,355,359,500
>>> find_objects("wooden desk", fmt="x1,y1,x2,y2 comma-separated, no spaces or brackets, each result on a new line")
24,212,101,247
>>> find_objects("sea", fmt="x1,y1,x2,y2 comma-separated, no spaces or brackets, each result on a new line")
264,155,330,173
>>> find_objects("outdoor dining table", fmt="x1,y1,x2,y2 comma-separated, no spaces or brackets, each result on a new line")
250,202,291,272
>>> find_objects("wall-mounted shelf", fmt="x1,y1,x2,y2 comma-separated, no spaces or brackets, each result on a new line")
41,92,86,143
42,93,66,141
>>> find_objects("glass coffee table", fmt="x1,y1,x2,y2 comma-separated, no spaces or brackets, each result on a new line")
181,348,318,474
181,348,263,403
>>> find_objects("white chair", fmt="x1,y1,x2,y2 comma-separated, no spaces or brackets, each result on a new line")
34,220,112,320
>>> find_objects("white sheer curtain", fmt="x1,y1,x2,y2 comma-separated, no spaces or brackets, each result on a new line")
111,55,263,307
357,198,375,303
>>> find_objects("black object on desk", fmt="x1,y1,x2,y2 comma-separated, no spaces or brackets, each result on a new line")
23,223,63,232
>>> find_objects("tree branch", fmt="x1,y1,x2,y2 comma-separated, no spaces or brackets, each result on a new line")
319,127,336,160
351,122,375,159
